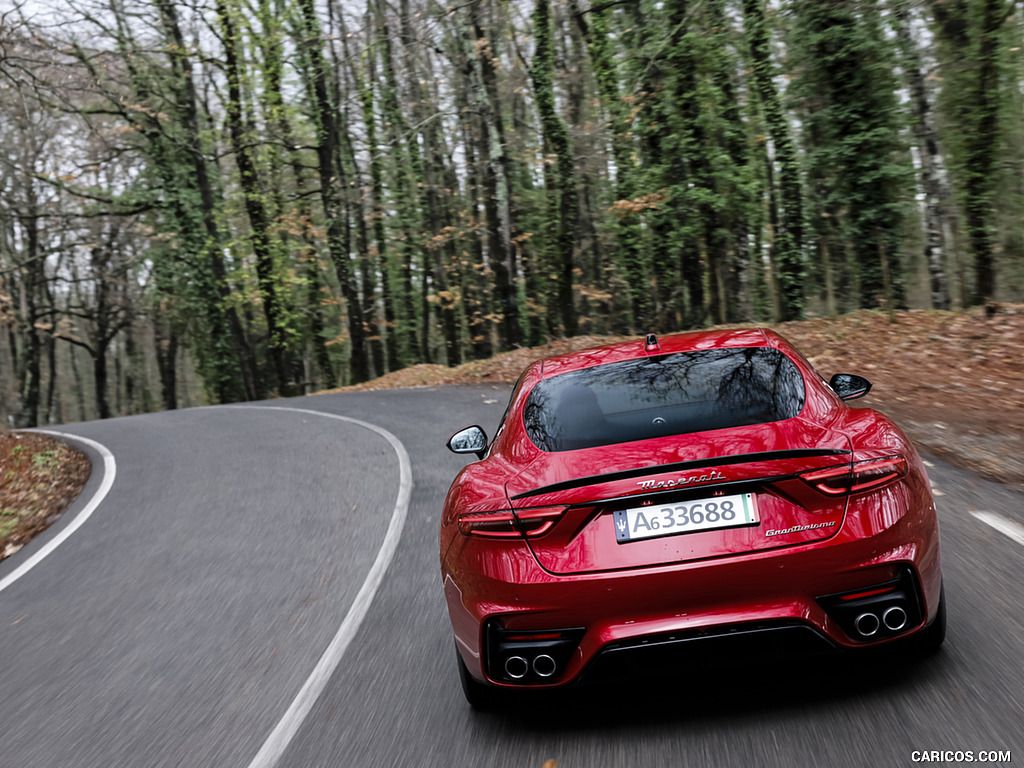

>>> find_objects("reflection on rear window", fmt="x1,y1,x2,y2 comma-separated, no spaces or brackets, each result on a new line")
523,347,805,452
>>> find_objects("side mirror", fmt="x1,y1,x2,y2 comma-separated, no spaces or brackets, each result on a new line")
446,425,488,460
829,373,872,401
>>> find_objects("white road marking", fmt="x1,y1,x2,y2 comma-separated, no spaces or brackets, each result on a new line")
0,432,116,595
970,511,1024,549
225,406,414,768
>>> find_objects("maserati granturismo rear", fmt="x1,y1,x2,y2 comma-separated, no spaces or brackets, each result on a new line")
440,329,945,706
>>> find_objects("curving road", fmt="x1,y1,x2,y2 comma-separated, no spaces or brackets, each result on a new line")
1,386,1021,767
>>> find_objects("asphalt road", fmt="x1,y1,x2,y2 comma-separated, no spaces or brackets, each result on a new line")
1,385,1021,768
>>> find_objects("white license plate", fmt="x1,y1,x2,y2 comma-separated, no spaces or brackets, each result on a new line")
613,493,759,543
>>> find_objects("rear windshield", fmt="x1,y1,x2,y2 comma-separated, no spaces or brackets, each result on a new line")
523,347,805,452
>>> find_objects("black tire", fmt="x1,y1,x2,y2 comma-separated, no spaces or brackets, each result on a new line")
455,645,498,710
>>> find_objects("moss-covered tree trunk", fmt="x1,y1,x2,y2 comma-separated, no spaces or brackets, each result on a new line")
663,0,712,329
356,5,399,373
577,1,652,332
457,0,521,349
959,0,1013,303
13,179,42,428
744,0,804,321
254,0,336,390
216,0,295,394
456,71,495,360
374,0,422,364
530,0,578,337
791,0,908,311
400,0,462,364
893,1,951,311
295,0,369,383
147,0,259,402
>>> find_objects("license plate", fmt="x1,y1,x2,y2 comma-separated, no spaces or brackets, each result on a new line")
613,493,759,543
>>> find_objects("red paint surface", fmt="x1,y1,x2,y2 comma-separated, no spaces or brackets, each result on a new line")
440,329,942,686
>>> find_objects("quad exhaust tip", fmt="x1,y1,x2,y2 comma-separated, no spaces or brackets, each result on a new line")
533,654,557,678
504,656,529,679
854,612,880,638
882,605,908,632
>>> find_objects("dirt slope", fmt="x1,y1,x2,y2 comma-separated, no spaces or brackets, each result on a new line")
326,305,1024,486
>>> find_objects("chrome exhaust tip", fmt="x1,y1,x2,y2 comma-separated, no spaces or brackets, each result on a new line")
854,612,880,638
504,655,529,679
533,654,557,678
882,605,908,632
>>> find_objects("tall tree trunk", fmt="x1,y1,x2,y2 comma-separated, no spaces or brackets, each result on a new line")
400,0,462,365
154,314,178,411
216,0,295,394
295,0,369,383
664,0,711,329
14,183,42,428
156,0,259,403
563,0,601,330
93,349,110,420
254,0,338,389
44,331,58,424
124,319,138,415
707,0,750,322
531,0,578,337
456,0,521,349
359,6,399,371
963,0,1011,303
575,1,651,332
90,235,116,420
458,83,493,359
374,0,422,363
258,0,321,387
893,1,951,310
335,8,383,378
69,342,88,421
744,0,804,320
762,145,783,321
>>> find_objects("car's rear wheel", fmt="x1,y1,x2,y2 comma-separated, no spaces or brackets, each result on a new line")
455,644,497,709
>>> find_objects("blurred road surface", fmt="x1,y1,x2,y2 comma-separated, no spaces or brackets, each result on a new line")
1,386,1020,767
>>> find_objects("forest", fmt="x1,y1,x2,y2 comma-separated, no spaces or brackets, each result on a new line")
1,0,1023,427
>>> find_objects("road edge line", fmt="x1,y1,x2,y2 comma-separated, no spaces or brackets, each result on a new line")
970,510,1024,549
0,431,117,595
227,406,414,768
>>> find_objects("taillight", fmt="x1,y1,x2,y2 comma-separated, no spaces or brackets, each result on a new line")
457,506,566,537
799,455,908,496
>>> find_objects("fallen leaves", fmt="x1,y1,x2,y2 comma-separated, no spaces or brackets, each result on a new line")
0,432,91,563
321,304,1024,486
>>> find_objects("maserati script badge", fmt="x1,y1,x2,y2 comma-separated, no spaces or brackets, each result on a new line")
637,470,724,490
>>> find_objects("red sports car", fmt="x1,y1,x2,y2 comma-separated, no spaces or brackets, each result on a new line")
441,329,945,706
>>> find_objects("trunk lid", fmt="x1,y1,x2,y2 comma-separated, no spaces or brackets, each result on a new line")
506,418,851,575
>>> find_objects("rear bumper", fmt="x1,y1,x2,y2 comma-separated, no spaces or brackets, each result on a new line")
443,497,941,687
580,620,836,685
